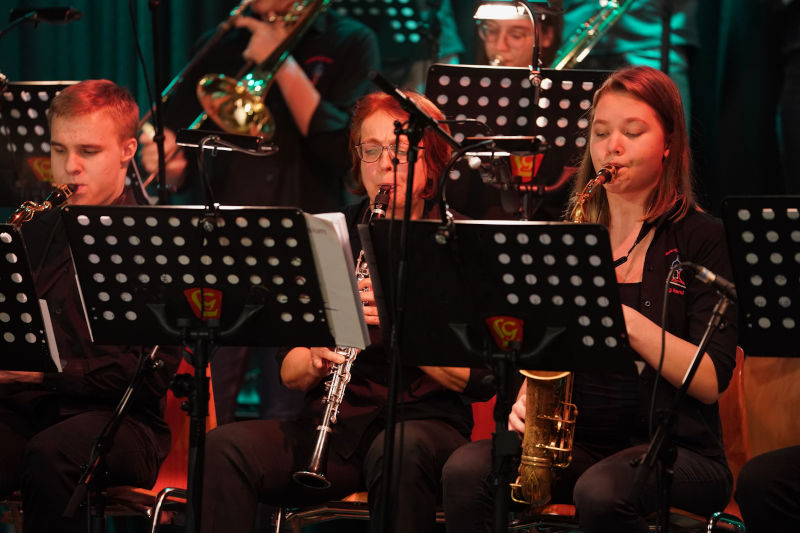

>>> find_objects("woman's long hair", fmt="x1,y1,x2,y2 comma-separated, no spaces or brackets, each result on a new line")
565,66,696,225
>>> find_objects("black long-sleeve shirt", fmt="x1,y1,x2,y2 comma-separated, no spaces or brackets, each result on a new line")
162,10,380,212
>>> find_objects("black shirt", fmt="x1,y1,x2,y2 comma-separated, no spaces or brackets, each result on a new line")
163,10,380,212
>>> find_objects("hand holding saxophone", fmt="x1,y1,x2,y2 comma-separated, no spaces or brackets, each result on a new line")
508,389,527,435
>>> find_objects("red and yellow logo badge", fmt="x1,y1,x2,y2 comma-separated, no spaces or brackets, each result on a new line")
486,316,524,351
184,288,223,319
509,153,544,183
27,156,53,182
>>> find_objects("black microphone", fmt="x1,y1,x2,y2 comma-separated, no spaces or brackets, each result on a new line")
682,262,737,302
9,7,82,25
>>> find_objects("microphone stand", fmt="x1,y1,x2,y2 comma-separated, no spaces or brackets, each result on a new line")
147,0,170,205
63,347,163,532
367,71,459,533
629,295,732,532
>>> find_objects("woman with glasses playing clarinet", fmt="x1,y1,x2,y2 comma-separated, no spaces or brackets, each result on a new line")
201,90,494,533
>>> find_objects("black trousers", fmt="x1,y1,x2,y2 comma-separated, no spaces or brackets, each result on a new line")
201,417,467,533
0,407,163,533
442,438,732,533
735,445,800,533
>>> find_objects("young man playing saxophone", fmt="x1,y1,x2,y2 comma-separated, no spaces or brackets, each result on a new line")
0,80,181,533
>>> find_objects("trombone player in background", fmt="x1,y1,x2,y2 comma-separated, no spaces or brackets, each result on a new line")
139,0,380,426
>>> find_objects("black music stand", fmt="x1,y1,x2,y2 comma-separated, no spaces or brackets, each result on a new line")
332,0,441,62
61,205,368,533
0,224,60,371
425,65,609,218
722,196,800,358
362,218,635,533
0,81,74,205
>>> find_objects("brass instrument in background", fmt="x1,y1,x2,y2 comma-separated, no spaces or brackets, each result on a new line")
6,184,76,228
510,370,577,508
510,164,617,508
196,0,329,139
550,0,635,70
293,184,392,490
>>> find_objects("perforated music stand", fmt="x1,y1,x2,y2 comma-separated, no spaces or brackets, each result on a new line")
0,81,75,205
364,219,632,370
722,196,800,358
362,218,635,533
61,204,367,532
425,65,609,217
0,224,60,371
331,0,438,61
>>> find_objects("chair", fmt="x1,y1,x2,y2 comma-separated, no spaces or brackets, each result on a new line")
0,358,217,532
105,357,217,531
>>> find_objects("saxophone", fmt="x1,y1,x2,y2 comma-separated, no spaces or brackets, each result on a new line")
6,184,76,228
510,164,617,508
293,184,391,489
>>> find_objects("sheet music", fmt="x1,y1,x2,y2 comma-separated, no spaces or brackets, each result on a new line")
305,212,369,349
38,299,62,372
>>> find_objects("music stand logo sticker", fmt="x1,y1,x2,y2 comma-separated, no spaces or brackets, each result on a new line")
184,288,223,320
27,156,53,182
486,316,524,351
510,153,544,183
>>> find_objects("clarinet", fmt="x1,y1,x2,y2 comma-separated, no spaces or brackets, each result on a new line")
6,184,76,228
292,184,392,489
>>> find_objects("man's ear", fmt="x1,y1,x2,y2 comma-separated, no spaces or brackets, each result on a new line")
121,137,138,165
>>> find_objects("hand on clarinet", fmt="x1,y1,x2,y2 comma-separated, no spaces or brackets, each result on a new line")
359,278,380,327
309,347,345,378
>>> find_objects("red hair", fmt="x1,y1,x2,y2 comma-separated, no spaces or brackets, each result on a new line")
349,91,451,199
49,79,139,141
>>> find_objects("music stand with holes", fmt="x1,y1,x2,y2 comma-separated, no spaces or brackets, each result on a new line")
362,218,635,533
0,81,75,205
425,65,609,219
332,0,439,62
722,196,800,358
0,224,60,371
61,204,368,533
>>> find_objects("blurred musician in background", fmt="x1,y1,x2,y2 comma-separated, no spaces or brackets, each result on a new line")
442,66,738,532
200,90,493,533
139,0,380,425
445,2,564,221
475,0,563,67
0,80,180,533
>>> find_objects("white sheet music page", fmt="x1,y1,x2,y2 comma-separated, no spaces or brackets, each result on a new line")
305,212,369,349
38,299,62,372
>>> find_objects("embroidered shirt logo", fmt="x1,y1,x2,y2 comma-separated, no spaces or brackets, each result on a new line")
666,248,687,295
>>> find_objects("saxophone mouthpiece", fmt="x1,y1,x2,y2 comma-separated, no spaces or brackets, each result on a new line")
596,163,619,185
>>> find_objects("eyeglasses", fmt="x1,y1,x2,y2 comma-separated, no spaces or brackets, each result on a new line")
477,21,533,46
354,142,423,164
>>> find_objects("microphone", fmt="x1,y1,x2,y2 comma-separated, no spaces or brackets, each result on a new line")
681,262,737,302
10,7,83,25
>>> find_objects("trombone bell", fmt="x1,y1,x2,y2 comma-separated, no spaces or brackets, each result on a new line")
196,73,276,139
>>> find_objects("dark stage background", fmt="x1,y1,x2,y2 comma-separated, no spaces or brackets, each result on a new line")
0,0,794,212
